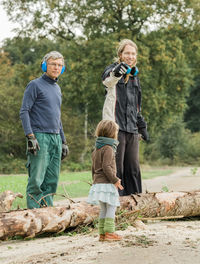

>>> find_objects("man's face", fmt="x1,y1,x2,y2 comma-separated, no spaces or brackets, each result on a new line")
46,58,64,79
120,44,137,67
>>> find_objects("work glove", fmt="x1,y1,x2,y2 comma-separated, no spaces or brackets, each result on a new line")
130,66,139,76
26,135,40,155
137,114,149,142
139,127,149,141
112,62,130,77
61,142,69,160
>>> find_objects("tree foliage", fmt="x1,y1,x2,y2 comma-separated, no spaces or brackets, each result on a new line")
2,0,200,40
184,76,200,132
139,30,192,134
0,0,200,171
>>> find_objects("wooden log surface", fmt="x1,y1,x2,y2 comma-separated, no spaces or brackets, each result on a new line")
0,190,200,240
120,191,200,217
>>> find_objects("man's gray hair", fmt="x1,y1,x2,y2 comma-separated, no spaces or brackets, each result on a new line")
42,51,64,65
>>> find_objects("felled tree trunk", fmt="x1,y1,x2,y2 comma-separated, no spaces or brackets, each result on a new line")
119,191,200,218
0,202,99,240
0,190,200,240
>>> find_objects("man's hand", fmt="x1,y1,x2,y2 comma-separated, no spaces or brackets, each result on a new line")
112,62,129,77
26,135,40,155
61,143,69,160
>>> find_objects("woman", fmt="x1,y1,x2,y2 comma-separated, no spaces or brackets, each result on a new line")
102,39,148,196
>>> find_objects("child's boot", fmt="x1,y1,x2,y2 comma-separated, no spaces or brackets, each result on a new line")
104,232,122,241
99,234,105,241
104,217,122,242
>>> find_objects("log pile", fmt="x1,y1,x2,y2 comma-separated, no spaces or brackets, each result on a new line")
0,190,200,240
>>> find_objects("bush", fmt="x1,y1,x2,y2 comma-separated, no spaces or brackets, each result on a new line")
144,119,200,165
0,154,27,174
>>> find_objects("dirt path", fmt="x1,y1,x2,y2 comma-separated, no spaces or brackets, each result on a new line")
142,166,200,192
0,167,200,264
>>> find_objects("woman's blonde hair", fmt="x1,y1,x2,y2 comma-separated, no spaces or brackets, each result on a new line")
95,120,119,139
114,39,138,83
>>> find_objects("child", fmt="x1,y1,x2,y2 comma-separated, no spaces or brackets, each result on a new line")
87,120,123,242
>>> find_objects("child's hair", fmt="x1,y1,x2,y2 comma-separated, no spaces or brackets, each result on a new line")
95,120,119,139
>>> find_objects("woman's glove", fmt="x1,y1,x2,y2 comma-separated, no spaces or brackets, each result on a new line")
112,62,130,77
139,127,149,141
137,114,149,141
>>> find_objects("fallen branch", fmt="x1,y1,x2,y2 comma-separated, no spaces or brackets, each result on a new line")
140,215,184,221
0,191,23,212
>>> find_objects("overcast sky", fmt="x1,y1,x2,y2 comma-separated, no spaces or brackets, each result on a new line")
0,7,17,44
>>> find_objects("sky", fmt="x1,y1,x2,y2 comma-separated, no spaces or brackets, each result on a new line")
0,7,17,44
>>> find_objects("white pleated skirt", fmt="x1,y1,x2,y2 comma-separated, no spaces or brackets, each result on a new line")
87,183,120,207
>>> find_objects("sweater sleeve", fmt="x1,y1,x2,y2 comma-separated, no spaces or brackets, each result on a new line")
102,146,119,184
102,64,122,89
59,120,66,143
19,81,37,136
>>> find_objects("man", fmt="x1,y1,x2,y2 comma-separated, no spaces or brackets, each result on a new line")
102,39,148,196
20,51,69,208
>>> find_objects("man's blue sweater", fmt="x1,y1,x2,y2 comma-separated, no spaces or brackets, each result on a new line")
20,74,65,143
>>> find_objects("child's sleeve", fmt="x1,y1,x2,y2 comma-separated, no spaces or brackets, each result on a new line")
102,147,119,184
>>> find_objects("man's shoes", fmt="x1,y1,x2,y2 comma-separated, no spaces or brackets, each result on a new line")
99,234,105,241
104,232,122,241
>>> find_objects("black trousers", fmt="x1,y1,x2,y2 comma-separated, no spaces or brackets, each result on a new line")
116,131,142,196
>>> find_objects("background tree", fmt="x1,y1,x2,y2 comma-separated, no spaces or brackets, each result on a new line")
139,30,192,134
184,76,200,132
2,0,199,40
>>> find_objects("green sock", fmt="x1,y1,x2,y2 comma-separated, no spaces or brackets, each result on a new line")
98,218,105,235
104,218,115,233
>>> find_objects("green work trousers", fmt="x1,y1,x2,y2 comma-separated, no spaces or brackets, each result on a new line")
26,133,62,209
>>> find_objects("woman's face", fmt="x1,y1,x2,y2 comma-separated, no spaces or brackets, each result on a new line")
120,44,137,67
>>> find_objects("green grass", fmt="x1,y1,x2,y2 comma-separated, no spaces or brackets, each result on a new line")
0,167,174,210
56,171,92,200
0,174,28,209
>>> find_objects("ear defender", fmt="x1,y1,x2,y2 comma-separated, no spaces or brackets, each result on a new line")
126,66,131,74
41,61,47,72
133,66,139,76
60,65,65,74
41,61,66,74
125,64,139,76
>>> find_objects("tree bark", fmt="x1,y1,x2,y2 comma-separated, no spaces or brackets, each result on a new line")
0,190,200,240
119,191,200,218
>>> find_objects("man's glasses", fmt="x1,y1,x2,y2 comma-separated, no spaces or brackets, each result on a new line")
48,63,63,68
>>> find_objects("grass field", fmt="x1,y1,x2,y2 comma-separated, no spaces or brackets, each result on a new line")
0,167,174,210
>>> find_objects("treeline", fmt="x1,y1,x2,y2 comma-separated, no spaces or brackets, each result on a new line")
0,0,200,173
